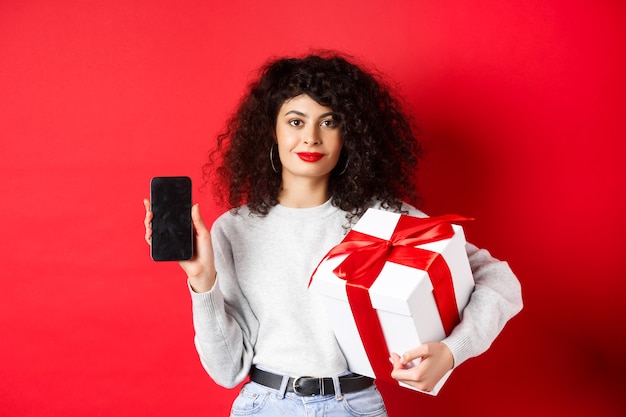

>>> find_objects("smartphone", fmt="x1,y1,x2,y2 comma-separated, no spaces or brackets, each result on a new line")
149,176,193,261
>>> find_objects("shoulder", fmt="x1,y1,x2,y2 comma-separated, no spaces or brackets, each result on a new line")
211,205,256,234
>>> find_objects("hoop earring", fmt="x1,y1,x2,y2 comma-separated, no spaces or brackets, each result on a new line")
337,157,349,176
269,144,280,173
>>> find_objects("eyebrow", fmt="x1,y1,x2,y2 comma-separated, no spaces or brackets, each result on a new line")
283,110,336,119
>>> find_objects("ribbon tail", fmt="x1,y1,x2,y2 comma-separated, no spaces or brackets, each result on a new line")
428,255,461,335
346,285,395,383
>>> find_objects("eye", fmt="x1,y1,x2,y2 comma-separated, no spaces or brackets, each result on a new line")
321,119,337,128
289,119,303,127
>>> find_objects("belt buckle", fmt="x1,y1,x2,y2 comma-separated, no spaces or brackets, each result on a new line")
292,376,316,396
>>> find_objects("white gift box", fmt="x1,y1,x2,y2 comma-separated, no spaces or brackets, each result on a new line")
309,208,475,395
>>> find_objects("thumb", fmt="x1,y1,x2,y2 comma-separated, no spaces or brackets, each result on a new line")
191,203,209,235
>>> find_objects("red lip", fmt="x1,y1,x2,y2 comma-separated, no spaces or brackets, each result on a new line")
297,152,324,162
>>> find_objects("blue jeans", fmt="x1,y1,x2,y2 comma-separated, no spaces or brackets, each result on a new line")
229,380,388,416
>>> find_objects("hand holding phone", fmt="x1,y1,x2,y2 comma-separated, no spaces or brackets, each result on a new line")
149,176,193,261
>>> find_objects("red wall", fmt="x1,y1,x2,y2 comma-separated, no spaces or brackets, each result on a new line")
1,1,624,416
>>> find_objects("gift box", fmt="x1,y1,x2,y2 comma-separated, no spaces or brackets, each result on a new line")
309,208,475,395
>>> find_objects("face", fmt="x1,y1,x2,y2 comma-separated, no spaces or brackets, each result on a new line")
274,94,343,184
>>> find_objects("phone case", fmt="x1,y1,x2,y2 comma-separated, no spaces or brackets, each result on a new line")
149,176,193,261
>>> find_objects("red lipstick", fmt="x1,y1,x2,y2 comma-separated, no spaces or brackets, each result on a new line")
297,152,324,162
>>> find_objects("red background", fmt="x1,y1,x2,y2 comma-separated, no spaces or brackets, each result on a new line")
1,1,625,416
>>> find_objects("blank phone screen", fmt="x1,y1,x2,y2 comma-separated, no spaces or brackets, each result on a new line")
150,176,193,261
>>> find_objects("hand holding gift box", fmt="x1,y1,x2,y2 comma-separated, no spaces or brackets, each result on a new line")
309,208,475,395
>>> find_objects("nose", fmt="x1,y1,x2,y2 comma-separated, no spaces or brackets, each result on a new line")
303,126,321,145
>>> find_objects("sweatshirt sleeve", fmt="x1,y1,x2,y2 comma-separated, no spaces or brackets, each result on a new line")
188,220,259,389
441,242,523,367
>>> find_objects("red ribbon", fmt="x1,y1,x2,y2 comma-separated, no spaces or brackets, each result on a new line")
311,213,470,382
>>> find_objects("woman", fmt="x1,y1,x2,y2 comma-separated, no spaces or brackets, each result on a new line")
143,52,522,416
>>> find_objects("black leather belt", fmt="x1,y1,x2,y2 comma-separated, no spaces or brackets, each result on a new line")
250,366,374,396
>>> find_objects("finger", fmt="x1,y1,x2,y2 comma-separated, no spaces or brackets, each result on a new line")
143,199,153,245
144,209,153,228
191,203,208,235
144,221,152,245
390,351,420,379
390,363,426,388
143,199,153,226
401,344,429,365
390,355,434,391
389,352,403,370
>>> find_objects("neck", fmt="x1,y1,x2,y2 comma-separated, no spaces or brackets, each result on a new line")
278,176,330,208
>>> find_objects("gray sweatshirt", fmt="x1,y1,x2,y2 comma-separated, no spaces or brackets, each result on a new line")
189,199,523,388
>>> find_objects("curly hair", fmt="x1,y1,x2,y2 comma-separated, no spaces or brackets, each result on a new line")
204,51,423,219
